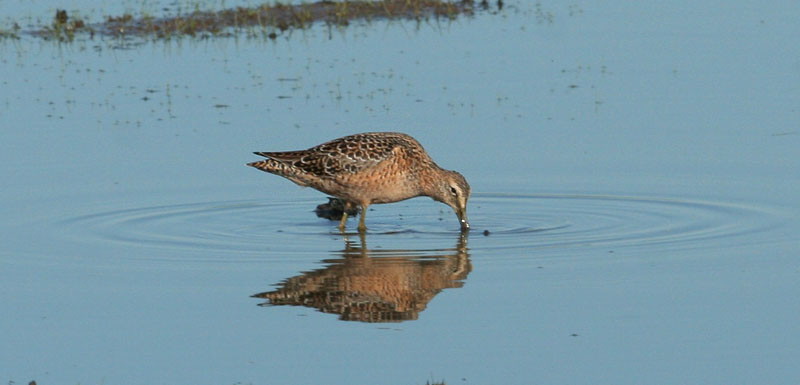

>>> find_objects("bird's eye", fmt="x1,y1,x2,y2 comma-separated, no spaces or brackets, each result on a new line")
450,186,458,196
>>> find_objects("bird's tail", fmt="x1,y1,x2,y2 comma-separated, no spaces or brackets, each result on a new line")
247,158,310,187
247,159,283,174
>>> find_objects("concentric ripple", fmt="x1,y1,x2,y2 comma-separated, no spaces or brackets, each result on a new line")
468,193,785,253
55,193,785,258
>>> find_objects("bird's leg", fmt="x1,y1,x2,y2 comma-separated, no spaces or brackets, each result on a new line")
357,204,368,232
338,202,352,232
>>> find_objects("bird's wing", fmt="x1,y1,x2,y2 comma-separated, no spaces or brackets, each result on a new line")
253,150,308,160
253,133,405,178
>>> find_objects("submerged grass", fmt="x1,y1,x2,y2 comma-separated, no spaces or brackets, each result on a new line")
33,9,94,42
0,23,21,40
22,0,484,43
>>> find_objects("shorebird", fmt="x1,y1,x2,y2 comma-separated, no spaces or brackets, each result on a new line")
247,132,471,232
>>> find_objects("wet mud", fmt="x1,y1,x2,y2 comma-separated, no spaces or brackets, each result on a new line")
11,0,494,43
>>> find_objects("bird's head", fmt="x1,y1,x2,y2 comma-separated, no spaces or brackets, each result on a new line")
431,170,471,231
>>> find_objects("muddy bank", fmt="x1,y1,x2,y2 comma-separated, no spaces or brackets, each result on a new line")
14,0,498,43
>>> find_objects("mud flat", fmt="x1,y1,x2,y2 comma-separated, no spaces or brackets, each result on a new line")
8,0,489,43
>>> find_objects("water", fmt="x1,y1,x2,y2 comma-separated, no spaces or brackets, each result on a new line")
2,1,799,385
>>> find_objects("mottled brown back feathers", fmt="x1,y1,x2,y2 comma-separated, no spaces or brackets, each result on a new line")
249,132,432,179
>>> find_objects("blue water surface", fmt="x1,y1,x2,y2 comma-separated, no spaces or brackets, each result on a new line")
1,1,799,385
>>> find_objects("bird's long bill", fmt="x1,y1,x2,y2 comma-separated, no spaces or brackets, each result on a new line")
456,207,470,232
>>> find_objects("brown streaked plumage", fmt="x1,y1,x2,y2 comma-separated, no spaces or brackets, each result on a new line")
247,132,471,232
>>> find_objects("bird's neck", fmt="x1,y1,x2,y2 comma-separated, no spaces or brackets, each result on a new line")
416,164,446,199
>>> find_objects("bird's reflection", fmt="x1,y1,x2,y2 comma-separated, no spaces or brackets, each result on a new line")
252,233,471,323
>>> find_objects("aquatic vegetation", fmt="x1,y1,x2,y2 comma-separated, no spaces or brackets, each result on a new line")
31,9,93,42
0,23,21,40
20,0,489,43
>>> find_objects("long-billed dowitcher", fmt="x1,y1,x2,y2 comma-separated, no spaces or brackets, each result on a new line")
247,132,471,232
